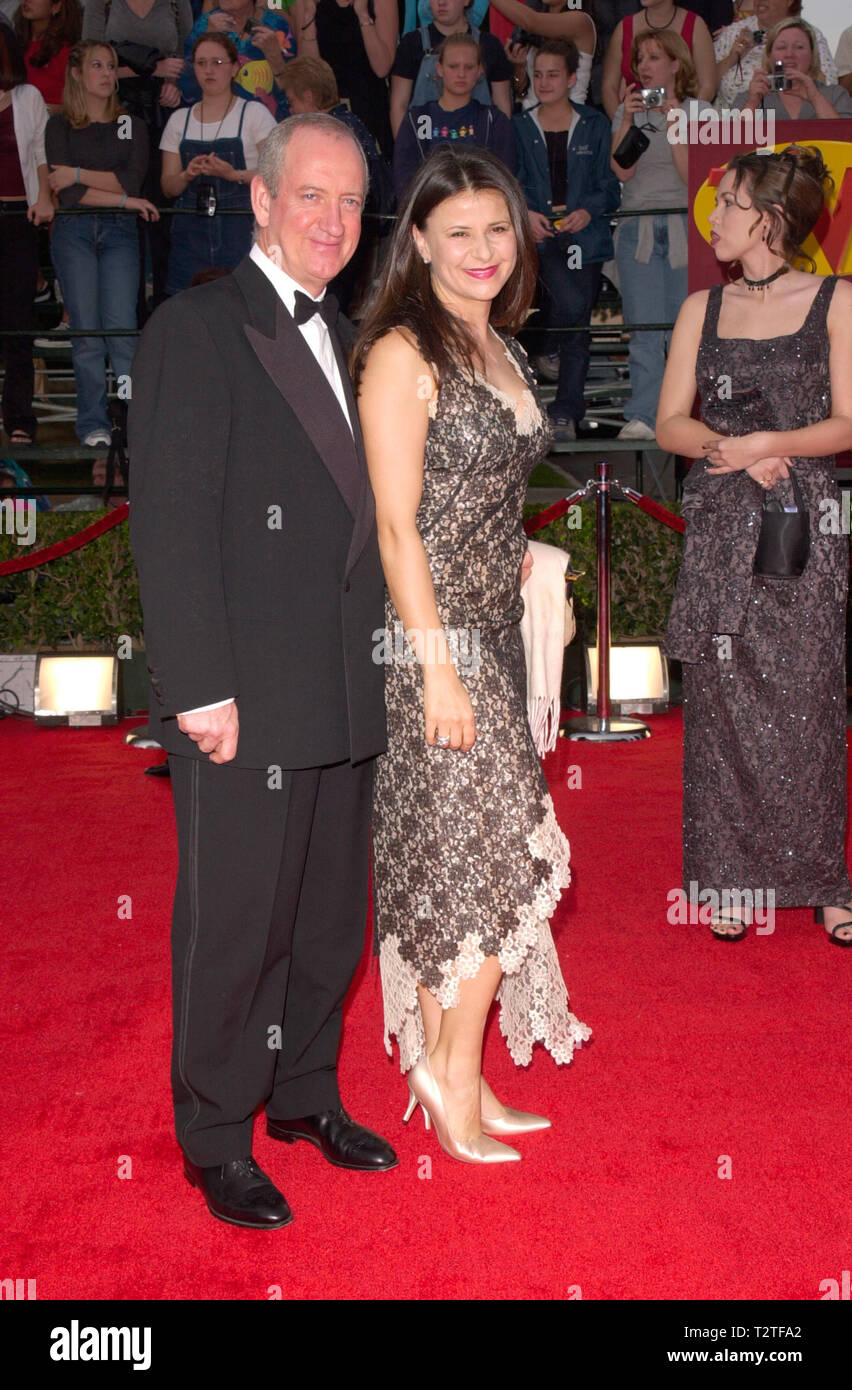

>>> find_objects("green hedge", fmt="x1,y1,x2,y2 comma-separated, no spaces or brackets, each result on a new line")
0,502,683,651
0,511,142,650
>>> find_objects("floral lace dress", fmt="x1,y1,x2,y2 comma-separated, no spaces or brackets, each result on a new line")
372,332,591,1073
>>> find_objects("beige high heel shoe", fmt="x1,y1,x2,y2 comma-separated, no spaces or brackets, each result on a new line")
403,1057,521,1164
480,1108,551,1136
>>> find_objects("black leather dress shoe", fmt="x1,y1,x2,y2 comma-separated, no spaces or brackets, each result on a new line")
183,1155,293,1229
266,1108,398,1172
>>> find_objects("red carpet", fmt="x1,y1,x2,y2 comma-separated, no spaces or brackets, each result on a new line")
2,712,850,1301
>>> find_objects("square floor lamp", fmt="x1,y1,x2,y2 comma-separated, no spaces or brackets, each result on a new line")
584,642,670,716
33,653,119,726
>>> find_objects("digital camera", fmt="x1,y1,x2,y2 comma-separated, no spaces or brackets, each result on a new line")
196,184,217,217
640,86,666,109
752,29,765,45
769,60,792,92
510,26,542,50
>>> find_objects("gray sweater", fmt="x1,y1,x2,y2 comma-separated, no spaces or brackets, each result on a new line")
83,0,193,58
733,83,852,119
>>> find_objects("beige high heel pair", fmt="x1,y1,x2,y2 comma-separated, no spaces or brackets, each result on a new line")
403,1056,550,1166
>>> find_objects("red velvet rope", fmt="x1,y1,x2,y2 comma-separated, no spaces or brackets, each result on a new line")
524,497,575,534
630,493,686,534
0,502,128,575
525,491,685,536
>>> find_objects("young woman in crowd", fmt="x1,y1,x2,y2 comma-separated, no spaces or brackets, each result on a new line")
734,17,852,119
83,0,193,309
180,0,296,119
610,31,714,441
514,37,619,439
298,0,397,152
602,0,716,117
393,32,516,200
0,24,52,447
45,39,157,446
491,0,597,110
14,0,82,113
714,0,835,110
161,31,274,292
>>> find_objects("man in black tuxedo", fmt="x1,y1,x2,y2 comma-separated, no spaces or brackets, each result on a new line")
129,114,396,1230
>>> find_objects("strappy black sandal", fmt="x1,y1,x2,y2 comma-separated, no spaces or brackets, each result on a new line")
709,916,748,942
814,907,852,948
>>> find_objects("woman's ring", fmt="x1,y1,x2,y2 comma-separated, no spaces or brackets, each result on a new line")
435,734,450,747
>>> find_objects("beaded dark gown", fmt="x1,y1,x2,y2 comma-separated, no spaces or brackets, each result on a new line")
665,277,851,909
371,334,591,1073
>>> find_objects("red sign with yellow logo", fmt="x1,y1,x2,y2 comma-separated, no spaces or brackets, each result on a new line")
687,120,852,292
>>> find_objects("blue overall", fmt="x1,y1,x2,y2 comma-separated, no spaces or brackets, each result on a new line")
166,99,253,295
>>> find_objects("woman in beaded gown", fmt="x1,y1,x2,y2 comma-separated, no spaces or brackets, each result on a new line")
354,146,590,1165
658,146,852,945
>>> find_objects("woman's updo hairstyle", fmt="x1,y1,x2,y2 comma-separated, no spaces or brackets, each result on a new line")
726,144,833,270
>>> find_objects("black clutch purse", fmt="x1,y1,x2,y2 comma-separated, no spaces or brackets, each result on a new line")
753,466,810,578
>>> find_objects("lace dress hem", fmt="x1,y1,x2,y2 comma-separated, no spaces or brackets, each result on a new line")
378,797,591,1073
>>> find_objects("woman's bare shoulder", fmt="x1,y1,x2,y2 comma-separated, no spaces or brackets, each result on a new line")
362,326,436,392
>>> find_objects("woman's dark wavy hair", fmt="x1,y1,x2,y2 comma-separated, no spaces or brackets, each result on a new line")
725,144,833,272
14,0,82,69
0,22,28,89
352,145,537,391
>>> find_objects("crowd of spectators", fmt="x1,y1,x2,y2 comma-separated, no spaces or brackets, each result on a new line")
0,0,850,454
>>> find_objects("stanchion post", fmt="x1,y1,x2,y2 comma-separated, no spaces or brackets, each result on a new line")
595,459,612,721
567,458,650,742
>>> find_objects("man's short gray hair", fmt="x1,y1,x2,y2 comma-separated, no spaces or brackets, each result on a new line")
256,113,369,201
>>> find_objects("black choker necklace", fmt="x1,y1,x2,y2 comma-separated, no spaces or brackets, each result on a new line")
645,4,677,31
741,264,790,292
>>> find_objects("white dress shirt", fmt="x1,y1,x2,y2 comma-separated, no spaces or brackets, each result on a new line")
181,242,352,717
248,241,352,432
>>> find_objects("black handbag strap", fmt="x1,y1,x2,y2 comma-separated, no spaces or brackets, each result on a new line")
762,464,806,514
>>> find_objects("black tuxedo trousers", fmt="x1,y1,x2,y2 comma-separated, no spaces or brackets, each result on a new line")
169,753,373,1166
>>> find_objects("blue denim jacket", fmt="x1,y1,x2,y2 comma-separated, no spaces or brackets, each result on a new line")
513,102,621,265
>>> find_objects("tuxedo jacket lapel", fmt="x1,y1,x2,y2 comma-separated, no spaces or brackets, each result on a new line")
331,318,376,579
236,258,366,539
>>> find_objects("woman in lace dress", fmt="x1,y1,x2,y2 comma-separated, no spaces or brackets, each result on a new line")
354,146,590,1165
657,146,852,945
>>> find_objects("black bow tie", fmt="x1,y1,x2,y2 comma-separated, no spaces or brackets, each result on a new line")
292,289,338,329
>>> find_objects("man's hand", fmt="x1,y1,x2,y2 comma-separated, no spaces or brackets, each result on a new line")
557,208,591,233
529,209,554,243
177,700,239,763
